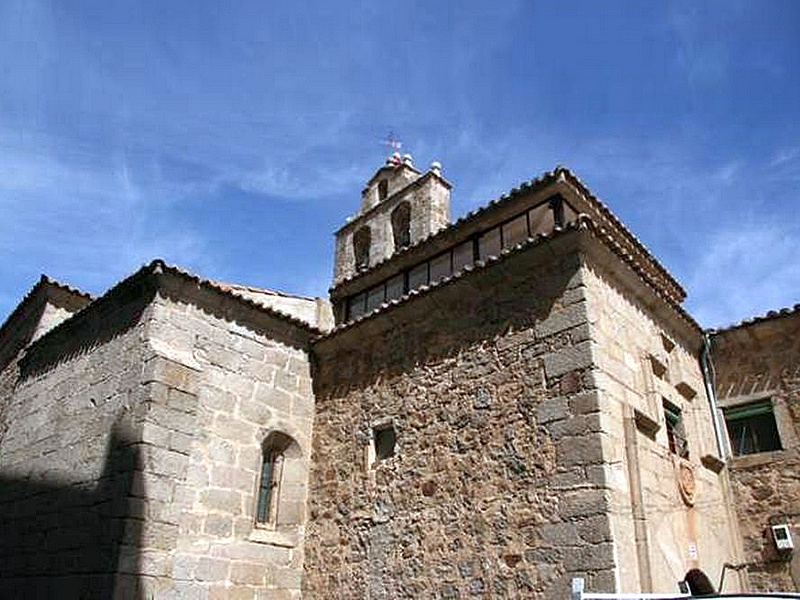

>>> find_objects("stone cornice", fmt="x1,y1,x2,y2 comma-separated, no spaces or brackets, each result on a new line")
330,167,684,308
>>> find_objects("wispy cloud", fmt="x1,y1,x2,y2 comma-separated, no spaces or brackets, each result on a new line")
767,147,800,183
770,147,799,168
686,222,800,328
436,127,799,328
0,132,209,300
668,2,735,87
0,0,797,330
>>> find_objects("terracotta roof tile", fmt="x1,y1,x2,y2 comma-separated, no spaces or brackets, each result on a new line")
211,281,315,302
22,260,322,352
151,261,322,334
709,303,800,334
317,214,701,341
330,166,684,305
0,275,93,341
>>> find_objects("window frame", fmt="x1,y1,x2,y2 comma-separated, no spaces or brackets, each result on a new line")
256,447,284,526
663,399,689,459
723,398,782,457
254,432,301,531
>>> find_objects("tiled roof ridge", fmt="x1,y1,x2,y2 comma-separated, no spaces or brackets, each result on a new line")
330,166,683,303
0,275,93,342
584,219,700,333
37,275,94,301
556,167,686,301
211,280,317,302
23,260,322,352
316,215,701,341
709,303,800,335
150,260,322,334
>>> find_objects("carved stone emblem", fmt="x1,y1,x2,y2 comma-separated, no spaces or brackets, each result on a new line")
678,460,696,506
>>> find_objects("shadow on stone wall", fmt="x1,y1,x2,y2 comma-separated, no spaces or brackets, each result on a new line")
313,244,581,395
0,424,144,599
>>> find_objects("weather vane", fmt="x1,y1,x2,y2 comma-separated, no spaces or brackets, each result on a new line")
382,132,402,152
381,132,404,168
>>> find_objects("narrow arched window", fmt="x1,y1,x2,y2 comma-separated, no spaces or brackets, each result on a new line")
353,227,371,271
256,432,295,527
378,179,389,201
257,448,283,525
391,202,411,250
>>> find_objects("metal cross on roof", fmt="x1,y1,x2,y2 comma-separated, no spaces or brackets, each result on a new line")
382,132,402,152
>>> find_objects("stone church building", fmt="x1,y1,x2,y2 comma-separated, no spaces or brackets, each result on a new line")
0,155,798,599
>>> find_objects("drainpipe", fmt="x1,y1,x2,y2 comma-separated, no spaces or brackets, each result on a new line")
700,331,727,460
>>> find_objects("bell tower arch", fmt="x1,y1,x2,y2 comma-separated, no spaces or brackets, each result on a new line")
332,153,451,287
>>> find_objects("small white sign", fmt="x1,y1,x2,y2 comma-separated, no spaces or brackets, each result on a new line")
688,542,698,559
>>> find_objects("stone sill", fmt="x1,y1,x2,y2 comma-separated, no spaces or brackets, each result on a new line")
634,408,660,439
728,449,788,470
248,526,300,548
700,453,725,474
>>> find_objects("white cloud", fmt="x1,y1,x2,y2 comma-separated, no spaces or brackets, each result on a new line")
434,128,799,329
685,222,800,328
768,147,800,182
0,134,209,301
770,147,799,168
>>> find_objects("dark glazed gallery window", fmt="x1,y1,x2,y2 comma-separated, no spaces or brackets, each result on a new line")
664,400,689,458
353,226,371,271
724,400,782,456
391,202,411,250
549,194,565,228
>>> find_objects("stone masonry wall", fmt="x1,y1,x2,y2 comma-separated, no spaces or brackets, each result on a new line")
0,274,317,600
142,284,315,600
713,313,800,592
583,259,744,593
306,239,615,599
0,287,153,599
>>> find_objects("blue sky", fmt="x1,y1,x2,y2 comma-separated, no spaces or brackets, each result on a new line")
1,0,798,328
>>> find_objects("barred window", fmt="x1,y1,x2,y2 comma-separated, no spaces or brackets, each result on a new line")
255,432,300,528
256,447,284,525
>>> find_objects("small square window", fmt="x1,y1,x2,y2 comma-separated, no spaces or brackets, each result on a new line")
664,399,689,458
724,400,782,456
373,424,396,462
